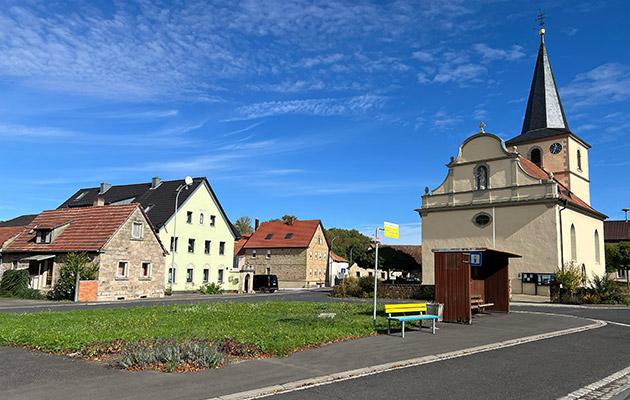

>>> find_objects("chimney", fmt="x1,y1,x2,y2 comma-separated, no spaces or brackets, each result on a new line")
151,176,161,189
287,216,296,225
93,197,105,207
255,218,260,231
99,182,111,194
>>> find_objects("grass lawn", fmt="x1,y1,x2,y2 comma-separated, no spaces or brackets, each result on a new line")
0,302,384,356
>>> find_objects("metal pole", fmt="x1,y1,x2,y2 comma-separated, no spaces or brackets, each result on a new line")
170,182,191,294
373,227,383,330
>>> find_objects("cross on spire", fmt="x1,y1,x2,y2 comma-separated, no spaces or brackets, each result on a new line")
536,9,546,28
478,122,486,133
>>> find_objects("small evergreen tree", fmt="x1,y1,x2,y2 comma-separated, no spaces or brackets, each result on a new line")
48,252,99,300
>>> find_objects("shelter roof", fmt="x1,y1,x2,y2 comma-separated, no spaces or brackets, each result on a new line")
604,221,630,242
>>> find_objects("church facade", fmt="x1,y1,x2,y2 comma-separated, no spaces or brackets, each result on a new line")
418,30,607,295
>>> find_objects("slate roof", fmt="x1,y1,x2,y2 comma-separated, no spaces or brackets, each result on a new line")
0,214,37,228
506,33,589,148
243,220,323,249
57,177,239,238
4,204,141,253
604,221,630,243
518,156,605,218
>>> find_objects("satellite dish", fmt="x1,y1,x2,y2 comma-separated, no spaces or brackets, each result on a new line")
185,176,193,186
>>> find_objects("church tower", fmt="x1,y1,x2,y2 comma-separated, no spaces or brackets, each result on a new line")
506,28,591,204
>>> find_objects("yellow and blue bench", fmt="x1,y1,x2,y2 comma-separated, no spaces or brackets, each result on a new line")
384,303,439,338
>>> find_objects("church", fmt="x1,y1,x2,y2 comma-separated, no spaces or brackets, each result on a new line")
418,28,607,296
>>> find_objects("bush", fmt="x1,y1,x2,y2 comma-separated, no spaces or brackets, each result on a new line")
199,282,223,295
589,274,629,304
554,262,585,294
331,277,367,298
48,252,99,300
0,269,46,299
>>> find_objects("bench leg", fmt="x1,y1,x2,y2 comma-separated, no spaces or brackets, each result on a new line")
419,319,423,331
388,320,391,336
432,318,435,334
402,321,405,338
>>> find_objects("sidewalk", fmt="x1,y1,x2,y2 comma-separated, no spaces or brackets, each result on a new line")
1,310,598,400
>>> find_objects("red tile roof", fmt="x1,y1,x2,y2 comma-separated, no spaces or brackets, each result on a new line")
243,220,323,249
518,156,598,213
234,233,252,255
330,252,348,262
5,204,139,253
0,226,23,248
604,220,630,242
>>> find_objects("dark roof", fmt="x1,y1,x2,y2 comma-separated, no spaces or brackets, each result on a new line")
506,33,588,148
243,220,323,249
5,204,142,253
57,177,239,238
0,214,38,227
604,221,630,243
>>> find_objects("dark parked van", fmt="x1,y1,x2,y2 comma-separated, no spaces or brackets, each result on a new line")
252,274,279,293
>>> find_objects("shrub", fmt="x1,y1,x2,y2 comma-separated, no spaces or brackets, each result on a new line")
331,277,367,298
48,252,99,300
589,274,629,304
554,261,585,294
0,269,46,299
358,276,374,295
199,282,223,295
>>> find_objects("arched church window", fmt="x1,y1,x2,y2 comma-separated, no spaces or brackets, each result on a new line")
530,148,542,167
577,150,582,171
570,224,577,262
594,230,601,264
475,165,488,191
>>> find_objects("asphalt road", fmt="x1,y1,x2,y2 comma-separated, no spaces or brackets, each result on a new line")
268,304,630,400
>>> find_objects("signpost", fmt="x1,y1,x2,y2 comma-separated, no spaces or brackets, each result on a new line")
373,221,398,330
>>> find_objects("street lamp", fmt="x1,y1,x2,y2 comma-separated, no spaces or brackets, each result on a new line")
170,176,193,294
373,227,384,330
329,236,338,286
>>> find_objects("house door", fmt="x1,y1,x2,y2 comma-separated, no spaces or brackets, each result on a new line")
244,274,250,292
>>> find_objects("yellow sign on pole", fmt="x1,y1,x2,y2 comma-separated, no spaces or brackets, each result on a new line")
384,221,399,239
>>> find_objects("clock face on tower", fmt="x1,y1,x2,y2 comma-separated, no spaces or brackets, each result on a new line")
549,142,562,154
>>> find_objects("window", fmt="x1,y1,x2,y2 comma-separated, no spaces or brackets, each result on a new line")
618,269,627,279
356,272,360,278
252,249,257,258
266,266,271,275
285,233,294,239
530,148,542,167
217,269,224,283
170,237,178,252
323,252,327,259
168,267,176,283
117,261,128,278
205,240,211,254
188,238,195,253
186,268,193,283
310,251,313,259
199,212,205,225
265,233,274,240
309,268,313,276
35,230,52,244
594,230,601,264
186,211,193,224
577,150,582,171
141,262,151,278
219,241,225,255
570,224,577,261
472,212,492,227
381,272,385,279
266,250,271,259
475,165,488,190
203,269,209,283
131,221,143,239
315,251,318,259
210,215,216,227
75,191,87,200
368,272,373,277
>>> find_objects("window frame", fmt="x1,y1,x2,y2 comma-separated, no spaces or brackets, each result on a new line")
188,238,195,253
186,211,193,224
203,268,209,283
199,212,205,225
219,241,225,255
117,261,128,278
210,215,216,227
168,266,176,283
217,269,224,283
186,268,194,283
131,221,143,239
141,261,151,279
170,236,178,253
266,249,271,259
252,249,257,258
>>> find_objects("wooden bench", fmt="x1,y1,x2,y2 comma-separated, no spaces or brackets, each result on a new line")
470,295,494,313
384,303,439,338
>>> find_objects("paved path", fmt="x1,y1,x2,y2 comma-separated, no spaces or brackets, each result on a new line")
1,310,597,400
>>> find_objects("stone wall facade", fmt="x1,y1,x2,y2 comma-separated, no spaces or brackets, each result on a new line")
245,247,308,288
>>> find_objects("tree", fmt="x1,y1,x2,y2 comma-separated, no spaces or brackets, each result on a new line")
266,215,297,223
325,228,372,268
233,216,254,234
377,246,421,279
606,242,630,287
48,252,99,300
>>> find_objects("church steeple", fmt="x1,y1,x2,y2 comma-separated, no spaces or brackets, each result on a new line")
507,29,572,146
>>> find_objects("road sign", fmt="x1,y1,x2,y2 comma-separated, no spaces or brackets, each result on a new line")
375,236,381,243
341,268,346,273
470,252,482,266
384,221,399,239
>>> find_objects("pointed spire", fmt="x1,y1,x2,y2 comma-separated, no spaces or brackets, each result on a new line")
507,29,575,146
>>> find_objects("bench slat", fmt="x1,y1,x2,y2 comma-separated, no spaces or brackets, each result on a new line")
384,303,427,313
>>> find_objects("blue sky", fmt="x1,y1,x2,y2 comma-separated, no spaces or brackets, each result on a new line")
1,0,629,245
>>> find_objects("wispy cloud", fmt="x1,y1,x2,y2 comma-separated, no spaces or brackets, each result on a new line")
563,63,630,106
472,43,525,63
231,94,387,120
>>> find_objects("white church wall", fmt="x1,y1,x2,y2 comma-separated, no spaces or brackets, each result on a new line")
560,208,605,280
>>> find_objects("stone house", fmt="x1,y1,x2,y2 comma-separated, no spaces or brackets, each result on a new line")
0,214,38,277
242,219,329,288
419,30,606,296
57,177,239,292
2,203,167,301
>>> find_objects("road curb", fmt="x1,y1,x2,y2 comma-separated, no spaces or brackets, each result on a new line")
208,314,606,400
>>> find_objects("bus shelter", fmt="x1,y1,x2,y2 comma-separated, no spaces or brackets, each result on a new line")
433,248,521,324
